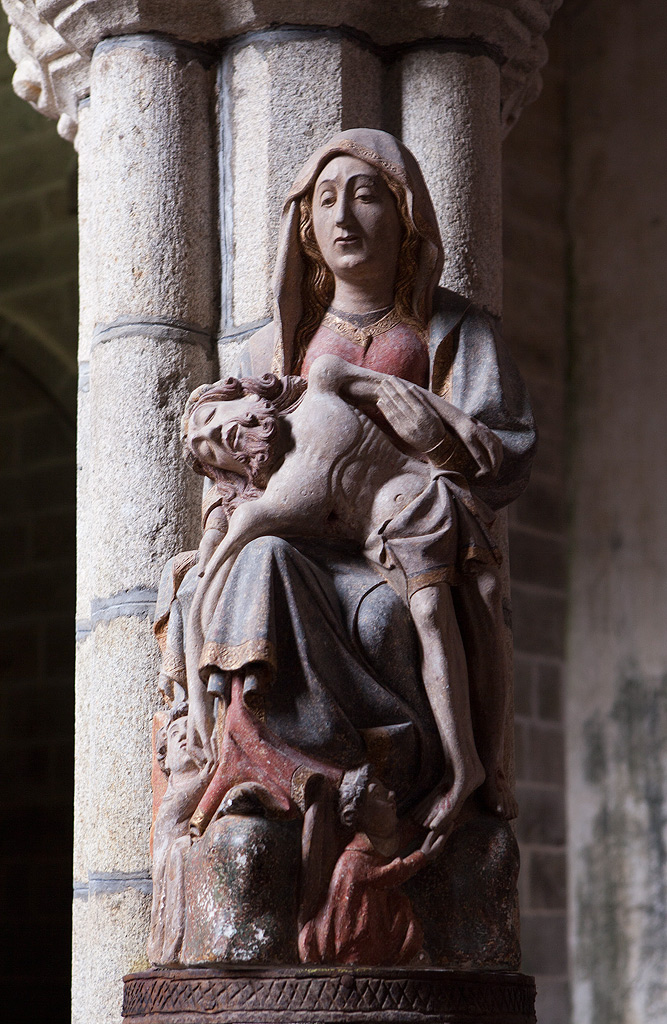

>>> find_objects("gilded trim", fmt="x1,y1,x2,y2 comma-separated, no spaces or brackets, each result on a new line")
200,638,277,672
321,306,405,350
291,765,315,814
406,545,501,598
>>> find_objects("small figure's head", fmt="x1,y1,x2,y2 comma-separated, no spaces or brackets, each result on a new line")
339,765,398,839
155,703,192,777
182,373,306,513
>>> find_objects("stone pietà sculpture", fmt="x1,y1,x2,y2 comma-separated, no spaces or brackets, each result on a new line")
148,129,536,971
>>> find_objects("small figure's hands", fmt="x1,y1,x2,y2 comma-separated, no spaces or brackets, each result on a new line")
376,378,447,453
198,758,216,787
186,693,216,769
420,830,447,862
158,669,174,704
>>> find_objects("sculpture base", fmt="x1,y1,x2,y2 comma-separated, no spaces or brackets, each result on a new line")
123,967,536,1023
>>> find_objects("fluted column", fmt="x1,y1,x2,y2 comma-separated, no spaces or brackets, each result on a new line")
72,35,217,1022
217,28,382,367
401,50,502,315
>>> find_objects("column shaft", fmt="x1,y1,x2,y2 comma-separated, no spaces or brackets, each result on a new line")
401,48,513,787
401,50,503,315
218,30,382,368
72,35,217,1023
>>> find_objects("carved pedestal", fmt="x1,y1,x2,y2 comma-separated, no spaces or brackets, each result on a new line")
123,967,536,1024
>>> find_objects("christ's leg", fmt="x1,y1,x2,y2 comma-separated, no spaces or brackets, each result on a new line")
454,570,518,820
409,583,484,834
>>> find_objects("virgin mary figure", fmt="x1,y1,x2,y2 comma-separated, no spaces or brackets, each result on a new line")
155,128,536,845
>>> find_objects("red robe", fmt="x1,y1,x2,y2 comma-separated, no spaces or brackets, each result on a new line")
299,833,426,965
300,322,429,387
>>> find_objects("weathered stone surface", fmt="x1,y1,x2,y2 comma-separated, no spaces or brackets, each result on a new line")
223,35,381,330
87,336,209,599
405,813,521,969
87,37,218,330
73,888,152,1024
567,3,667,1014
182,816,302,965
75,615,161,876
72,629,94,883
401,51,502,315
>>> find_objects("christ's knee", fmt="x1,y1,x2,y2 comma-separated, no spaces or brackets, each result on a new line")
409,585,443,640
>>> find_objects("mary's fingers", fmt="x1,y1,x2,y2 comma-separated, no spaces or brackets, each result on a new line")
377,392,409,424
384,384,433,423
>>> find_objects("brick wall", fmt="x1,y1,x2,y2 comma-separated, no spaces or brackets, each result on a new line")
503,13,570,1024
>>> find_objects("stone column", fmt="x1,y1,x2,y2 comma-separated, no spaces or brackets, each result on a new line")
217,28,382,369
401,48,513,788
72,35,217,1022
401,49,502,315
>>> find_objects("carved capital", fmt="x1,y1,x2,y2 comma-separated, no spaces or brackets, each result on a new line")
3,0,84,140
2,0,562,142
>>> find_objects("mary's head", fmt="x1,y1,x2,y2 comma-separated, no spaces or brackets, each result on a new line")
272,129,444,375
294,152,423,363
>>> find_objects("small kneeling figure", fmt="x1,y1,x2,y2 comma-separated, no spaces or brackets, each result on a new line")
299,766,444,965
148,704,211,966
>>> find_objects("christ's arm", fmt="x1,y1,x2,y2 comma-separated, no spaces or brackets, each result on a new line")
308,354,503,479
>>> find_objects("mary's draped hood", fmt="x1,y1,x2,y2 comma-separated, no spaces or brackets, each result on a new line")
271,128,444,377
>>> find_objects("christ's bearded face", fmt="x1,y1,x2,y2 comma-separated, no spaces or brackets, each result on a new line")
187,394,278,484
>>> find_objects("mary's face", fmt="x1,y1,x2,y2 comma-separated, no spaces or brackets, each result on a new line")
311,155,402,287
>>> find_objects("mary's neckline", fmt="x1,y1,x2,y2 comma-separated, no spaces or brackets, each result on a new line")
328,304,394,329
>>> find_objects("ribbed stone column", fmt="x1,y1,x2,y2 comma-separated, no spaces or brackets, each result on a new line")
72,35,217,1023
401,47,514,790
401,49,503,315
218,28,382,368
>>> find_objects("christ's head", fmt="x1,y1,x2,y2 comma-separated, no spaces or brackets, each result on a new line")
183,373,307,515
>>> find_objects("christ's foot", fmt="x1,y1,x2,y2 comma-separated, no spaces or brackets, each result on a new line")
418,760,485,836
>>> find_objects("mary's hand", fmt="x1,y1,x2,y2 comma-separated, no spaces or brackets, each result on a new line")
376,378,447,453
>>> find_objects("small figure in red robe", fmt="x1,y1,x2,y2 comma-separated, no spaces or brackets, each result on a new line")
299,765,445,965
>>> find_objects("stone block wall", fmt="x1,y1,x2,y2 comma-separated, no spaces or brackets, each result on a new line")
502,14,570,1024
566,2,667,1021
